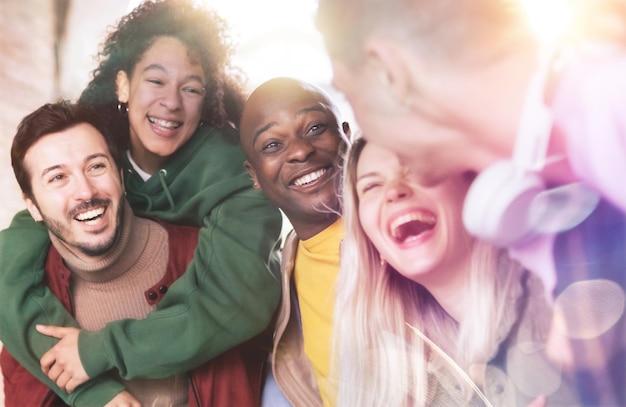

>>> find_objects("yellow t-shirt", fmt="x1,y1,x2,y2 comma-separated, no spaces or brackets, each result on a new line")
294,218,343,407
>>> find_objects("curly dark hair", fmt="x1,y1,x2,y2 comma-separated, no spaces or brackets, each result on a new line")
78,0,247,148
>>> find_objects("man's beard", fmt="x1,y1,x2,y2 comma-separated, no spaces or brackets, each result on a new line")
39,197,125,257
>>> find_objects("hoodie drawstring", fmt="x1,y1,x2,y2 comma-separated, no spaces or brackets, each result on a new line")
158,169,175,210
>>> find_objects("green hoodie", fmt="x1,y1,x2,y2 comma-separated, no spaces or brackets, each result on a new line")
0,124,282,406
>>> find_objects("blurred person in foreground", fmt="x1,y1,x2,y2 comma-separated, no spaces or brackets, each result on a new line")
316,1,626,404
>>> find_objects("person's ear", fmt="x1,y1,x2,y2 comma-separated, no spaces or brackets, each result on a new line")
341,121,352,141
23,194,43,222
364,39,414,108
341,122,352,145
244,161,261,190
116,71,130,103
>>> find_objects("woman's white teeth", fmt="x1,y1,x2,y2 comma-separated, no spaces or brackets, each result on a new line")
391,212,436,242
149,117,181,129
294,168,327,186
76,208,105,223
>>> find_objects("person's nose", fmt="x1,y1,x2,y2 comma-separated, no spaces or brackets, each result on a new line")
385,178,412,203
73,174,98,201
286,138,315,163
160,85,183,111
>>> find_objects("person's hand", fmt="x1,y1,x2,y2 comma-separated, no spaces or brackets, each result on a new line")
37,324,89,392
527,395,547,407
104,391,142,407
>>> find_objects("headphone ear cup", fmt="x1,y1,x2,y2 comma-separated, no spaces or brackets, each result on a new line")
463,160,546,247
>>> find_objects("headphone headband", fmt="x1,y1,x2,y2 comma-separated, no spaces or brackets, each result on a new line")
512,45,558,171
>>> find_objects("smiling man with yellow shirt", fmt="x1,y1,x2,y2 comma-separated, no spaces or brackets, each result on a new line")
240,77,350,406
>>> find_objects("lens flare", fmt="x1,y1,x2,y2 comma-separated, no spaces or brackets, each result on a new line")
518,0,573,45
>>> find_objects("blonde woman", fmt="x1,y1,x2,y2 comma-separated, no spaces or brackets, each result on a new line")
332,138,580,407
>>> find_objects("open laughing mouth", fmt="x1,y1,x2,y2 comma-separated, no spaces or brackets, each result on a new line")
148,116,182,130
292,168,328,187
390,212,436,243
75,207,106,226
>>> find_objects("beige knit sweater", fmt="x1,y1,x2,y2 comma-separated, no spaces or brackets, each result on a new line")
50,202,188,406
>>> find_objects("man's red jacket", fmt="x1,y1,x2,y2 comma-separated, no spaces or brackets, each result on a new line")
0,220,267,407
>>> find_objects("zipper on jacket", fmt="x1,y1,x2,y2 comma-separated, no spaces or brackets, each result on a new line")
67,287,75,315
189,372,201,407
40,388,57,406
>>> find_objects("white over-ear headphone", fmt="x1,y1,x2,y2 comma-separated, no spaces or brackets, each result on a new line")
462,46,599,247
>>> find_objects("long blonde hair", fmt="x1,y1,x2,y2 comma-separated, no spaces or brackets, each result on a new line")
332,138,520,406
